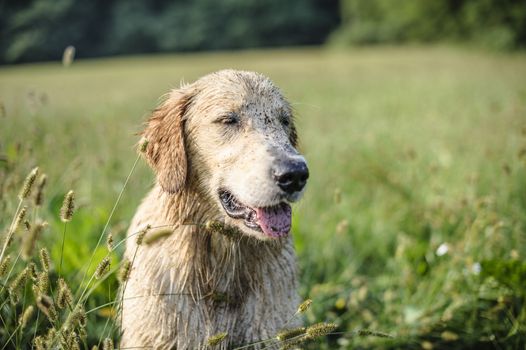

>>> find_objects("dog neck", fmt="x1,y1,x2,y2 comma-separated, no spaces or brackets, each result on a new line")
123,185,299,348
138,185,296,305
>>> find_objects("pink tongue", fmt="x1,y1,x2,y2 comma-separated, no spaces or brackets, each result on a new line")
255,204,292,238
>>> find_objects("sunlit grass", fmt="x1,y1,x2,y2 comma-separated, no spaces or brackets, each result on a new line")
1,46,525,348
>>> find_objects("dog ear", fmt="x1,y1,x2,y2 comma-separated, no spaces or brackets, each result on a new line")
141,88,194,193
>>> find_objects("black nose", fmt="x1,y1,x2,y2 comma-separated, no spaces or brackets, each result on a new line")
273,160,309,194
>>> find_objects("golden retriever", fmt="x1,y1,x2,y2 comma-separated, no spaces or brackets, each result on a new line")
121,69,309,349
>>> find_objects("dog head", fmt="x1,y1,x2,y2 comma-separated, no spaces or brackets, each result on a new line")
142,69,308,240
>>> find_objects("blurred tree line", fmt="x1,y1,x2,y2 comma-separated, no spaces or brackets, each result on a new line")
1,0,525,64
0,0,339,64
332,0,526,50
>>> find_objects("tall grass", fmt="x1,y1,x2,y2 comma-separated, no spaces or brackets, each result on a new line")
0,154,368,349
0,46,525,348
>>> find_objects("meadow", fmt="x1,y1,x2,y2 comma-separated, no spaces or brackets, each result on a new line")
0,46,525,349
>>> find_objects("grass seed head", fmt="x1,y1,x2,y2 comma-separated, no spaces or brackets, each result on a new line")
119,258,132,282
62,45,76,67
305,322,338,340
106,232,114,251
37,270,50,294
57,277,73,309
28,262,38,280
34,174,47,206
19,305,34,329
37,294,58,322
139,136,149,153
45,328,57,347
204,220,241,239
40,247,50,272
9,267,29,304
60,328,80,350
60,190,75,222
297,299,312,314
78,327,87,341
205,220,223,232
95,257,110,279
70,334,81,350
356,329,393,338
144,228,174,245
0,255,11,277
102,338,114,350
279,335,308,350
19,166,39,200
34,336,45,350
13,206,28,233
207,332,228,346
32,284,40,299
276,327,306,341
136,224,151,245
68,305,87,328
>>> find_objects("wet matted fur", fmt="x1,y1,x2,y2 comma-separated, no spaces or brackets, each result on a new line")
121,70,308,349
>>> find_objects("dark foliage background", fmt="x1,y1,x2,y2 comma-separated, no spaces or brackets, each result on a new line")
1,0,525,64
332,0,526,50
0,0,340,64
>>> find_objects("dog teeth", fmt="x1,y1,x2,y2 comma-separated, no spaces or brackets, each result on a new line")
245,210,256,222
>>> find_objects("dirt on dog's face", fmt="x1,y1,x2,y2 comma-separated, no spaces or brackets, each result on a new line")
143,70,309,239
143,70,308,240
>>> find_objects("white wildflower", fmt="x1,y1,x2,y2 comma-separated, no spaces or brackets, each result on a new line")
436,243,449,256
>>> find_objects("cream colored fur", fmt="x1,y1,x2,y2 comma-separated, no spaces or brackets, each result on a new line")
120,70,304,349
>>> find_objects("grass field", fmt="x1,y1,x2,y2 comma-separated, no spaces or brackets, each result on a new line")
1,46,526,349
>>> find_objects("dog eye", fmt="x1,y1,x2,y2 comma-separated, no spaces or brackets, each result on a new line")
217,113,239,125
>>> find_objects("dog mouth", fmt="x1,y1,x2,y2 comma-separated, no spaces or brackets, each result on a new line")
218,189,292,238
